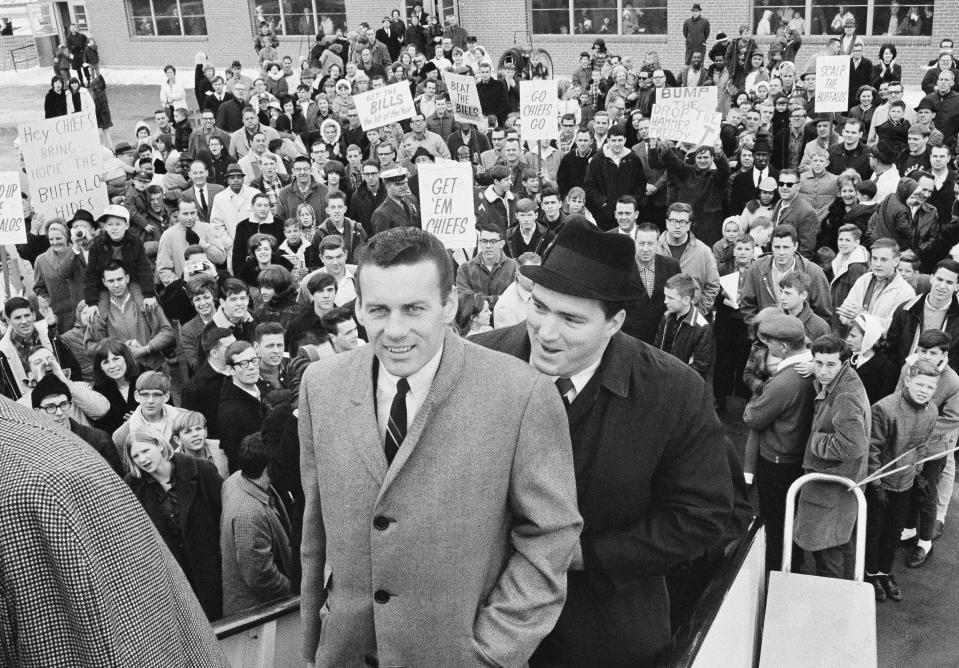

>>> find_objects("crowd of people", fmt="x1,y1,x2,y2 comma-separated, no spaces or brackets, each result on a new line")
7,5,959,665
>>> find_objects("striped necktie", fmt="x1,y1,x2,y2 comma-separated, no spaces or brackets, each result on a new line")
384,378,410,465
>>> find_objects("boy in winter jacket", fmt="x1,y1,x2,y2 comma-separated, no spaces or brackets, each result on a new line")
83,205,156,315
865,358,939,603
654,273,714,380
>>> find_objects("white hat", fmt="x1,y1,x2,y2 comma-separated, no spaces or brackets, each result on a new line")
97,204,131,224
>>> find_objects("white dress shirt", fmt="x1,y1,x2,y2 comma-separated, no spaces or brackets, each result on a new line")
376,345,444,444
552,357,602,404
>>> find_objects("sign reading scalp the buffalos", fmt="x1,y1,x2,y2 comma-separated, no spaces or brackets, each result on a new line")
353,81,417,130
0,172,27,245
649,87,721,145
520,80,559,141
417,162,476,250
815,55,851,113
18,110,107,221
442,71,488,130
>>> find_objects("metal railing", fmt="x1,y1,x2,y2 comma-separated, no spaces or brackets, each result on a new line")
213,594,300,640
10,44,37,71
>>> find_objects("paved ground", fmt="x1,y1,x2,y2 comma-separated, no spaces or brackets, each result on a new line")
2,80,958,665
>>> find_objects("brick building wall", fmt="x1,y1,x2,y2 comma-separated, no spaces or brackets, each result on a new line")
80,0,958,95
0,35,39,71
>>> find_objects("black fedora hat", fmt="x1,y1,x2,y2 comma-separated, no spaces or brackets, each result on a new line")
521,216,643,301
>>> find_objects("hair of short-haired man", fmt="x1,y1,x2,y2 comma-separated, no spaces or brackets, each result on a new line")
817,245,836,268
540,187,560,202
292,154,311,168
356,227,454,304
855,180,877,198
844,117,863,132
184,275,217,301
516,252,542,266
319,304,354,335
325,189,348,207
136,370,171,394
475,219,504,238
889,100,906,111
318,234,344,255
936,258,959,277
607,125,626,138
183,244,206,261
870,237,900,256
254,320,285,343
3,296,32,319
101,259,128,279
224,339,254,367
633,222,658,236
616,194,638,210
200,325,234,355
487,164,512,182
917,328,951,353
237,431,271,478
257,264,294,292
836,223,862,241
220,277,249,300
771,223,798,243
137,156,153,168
898,250,920,270
123,427,174,478
306,271,337,295
778,270,812,295
909,358,943,380
806,146,829,161
31,372,72,408
247,232,277,255
734,233,755,247
779,167,800,180
667,201,692,217
665,273,698,300
282,216,300,231
912,170,934,184
811,334,851,361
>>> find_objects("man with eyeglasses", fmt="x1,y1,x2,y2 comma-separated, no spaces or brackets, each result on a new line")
456,220,518,309
188,109,231,159
868,83,915,146
348,159,387,234
773,107,812,170
654,202,720,313
17,343,107,428
218,340,270,472
275,154,329,224
770,168,819,258
31,372,121,474
398,113,451,163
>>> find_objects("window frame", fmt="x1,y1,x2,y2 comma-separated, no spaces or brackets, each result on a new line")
256,0,348,37
126,0,208,37
751,0,936,38
529,0,669,37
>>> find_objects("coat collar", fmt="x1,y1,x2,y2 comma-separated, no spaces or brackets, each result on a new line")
345,329,466,491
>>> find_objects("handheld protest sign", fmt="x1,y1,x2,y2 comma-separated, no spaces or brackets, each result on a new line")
442,71,488,131
0,173,27,245
417,161,476,250
18,110,107,221
520,79,559,142
815,56,851,113
354,81,417,130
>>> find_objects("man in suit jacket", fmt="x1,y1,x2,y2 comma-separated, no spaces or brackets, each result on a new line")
371,167,421,234
298,227,581,667
625,222,681,343
180,160,225,223
472,217,740,666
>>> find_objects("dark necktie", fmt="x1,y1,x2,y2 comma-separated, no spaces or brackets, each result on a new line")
384,378,410,465
555,376,574,409
402,197,418,225
198,187,208,218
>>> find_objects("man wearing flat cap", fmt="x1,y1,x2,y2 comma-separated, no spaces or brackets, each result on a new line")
473,217,744,665
371,167,421,234
743,312,816,572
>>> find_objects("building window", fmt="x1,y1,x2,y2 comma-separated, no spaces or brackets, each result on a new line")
752,0,933,37
257,0,347,36
531,0,667,35
71,3,89,31
128,0,207,35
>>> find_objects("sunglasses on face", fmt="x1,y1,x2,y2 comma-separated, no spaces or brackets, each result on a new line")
778,181,798,188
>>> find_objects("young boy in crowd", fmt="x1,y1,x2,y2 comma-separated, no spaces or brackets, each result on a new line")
654,274,714,381
278,217,310,281
83,205,157,320
897,250,932,294
778,271,831,342
897,330,959,569
866,359,940,603
873,100,910,156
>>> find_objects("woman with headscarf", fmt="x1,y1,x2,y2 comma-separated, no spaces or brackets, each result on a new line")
846,313,898,404
33,220,84,331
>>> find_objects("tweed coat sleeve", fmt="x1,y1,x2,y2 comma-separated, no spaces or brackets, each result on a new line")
808,391,869,461
0,399,228,667
228,504,290,602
